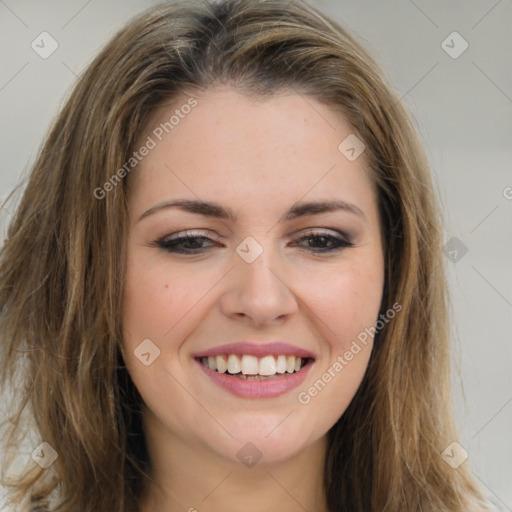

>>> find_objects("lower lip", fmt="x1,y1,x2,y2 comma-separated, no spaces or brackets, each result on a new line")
195,358,314,399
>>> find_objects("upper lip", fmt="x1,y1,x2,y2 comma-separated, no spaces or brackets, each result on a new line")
193,342,316,360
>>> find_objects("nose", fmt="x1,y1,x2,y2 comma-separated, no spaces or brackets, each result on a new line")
219,245,298,327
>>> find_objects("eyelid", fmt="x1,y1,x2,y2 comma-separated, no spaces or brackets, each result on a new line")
160,227,352,242
153,227,355,258
162,229,215,240
294,227,352,240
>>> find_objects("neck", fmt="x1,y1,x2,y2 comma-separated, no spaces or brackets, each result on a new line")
139,410,330,512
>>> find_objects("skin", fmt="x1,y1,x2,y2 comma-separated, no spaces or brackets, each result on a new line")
122,86,385,512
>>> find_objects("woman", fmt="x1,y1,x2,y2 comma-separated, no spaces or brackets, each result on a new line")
0,0,496,510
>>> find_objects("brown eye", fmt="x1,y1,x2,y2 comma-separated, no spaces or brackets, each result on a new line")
155,230,220,254
292,230,353,253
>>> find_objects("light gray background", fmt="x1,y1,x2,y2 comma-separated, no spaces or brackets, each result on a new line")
0,0,511,510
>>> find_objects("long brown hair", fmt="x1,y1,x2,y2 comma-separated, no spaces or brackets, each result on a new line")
0,0,492,510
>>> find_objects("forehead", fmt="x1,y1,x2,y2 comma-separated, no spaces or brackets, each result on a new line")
128,87,375,218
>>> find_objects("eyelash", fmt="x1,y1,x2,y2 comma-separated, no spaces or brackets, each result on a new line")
154,229,354,255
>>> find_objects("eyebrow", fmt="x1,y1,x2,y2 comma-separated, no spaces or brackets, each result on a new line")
137,198,366,223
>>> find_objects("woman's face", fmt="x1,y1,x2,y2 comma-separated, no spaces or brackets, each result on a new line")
122,87,384,466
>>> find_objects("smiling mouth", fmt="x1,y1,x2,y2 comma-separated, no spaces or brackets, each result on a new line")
196,354,313,380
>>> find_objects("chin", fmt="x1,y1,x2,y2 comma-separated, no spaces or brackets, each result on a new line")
208,415,322,468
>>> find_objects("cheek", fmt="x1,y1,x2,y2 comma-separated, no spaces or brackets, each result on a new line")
122,250,201,345
303,259,384,350
121,254,204,420
294,262,382,426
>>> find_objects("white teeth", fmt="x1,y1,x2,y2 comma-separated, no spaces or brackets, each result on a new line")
227,354,241,374
276,355,287,374
259,355,277,376
200,354,309,376
241,355,259,375
216,355,227,373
